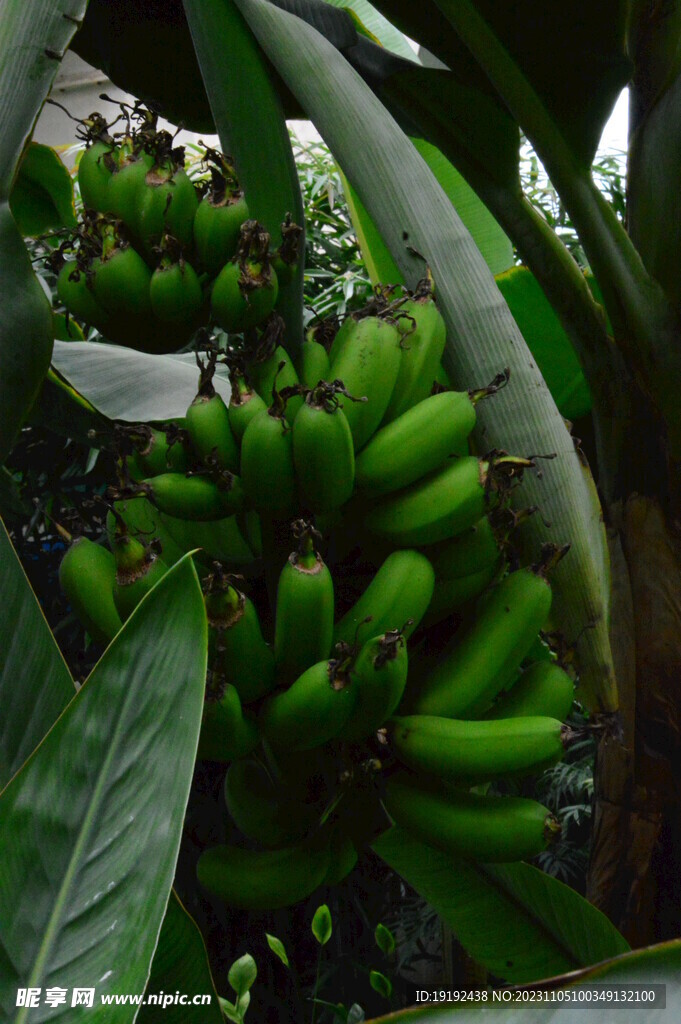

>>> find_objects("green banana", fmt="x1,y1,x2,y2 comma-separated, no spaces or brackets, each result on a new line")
205,571,275,704
224,758,316,848
186,368,240,474
427,516,503,581
333,550,435,649
354,391,476,498
140,471,244,520
382,281,446,422
424,561,502,628
260,653,357,751
199,676,260,761
327,311,362,364
111,529,168,622
123,423,191,478
404,562,556,719
197,839,331,909
383,773,561,862
297,336,331,388
228,371,268,442
106,497,186,567
322,830,358,885
59,536,122,644
274,523,335,687
390,714,567,782
339,630,409,742
161,512,256,567
240,389,298,518
292,382,356,514
485,662,575,722
246,330,303,422
364,454,532,548
328,316,402,450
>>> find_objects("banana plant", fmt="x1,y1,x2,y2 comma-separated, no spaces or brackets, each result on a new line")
4,0,681,981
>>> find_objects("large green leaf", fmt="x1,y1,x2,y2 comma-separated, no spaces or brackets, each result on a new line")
183,0,305,348
343,136,513,287
0,555,207,1021
367,938,679,1021
0,519,74,791
234,0,616,711
373,828,629,985
50,341,231,423
138,892,223,1023
496,267,592,421
372,0,631,169
9,143,76,238
0,2,87,463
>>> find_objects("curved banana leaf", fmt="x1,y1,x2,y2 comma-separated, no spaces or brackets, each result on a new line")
234,0,616,710
0,1,87,463
373,828,629,985
0,519,74,791
9,143,76,238
138,892,223,1023
182,0,305,350
0,555,207,1021
367,939,678,1022
371,0,631,169
496,267,592,421
50,341,231,423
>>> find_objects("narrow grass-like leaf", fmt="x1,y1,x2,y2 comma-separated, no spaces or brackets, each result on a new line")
0,555,207,1021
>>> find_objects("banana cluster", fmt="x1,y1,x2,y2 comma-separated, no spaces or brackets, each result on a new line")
53,103,297,353
59,277,576,911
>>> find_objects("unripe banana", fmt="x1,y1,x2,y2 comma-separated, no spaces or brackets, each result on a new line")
355,391,476,498
485,662,574,722
106,497,186,567
186,392,240,474
197,839,331,909
339,630,408,742
125,424,191,478
403,564,554,719
328,316,402,451
111,531,169,622
292,382,355,514
364,454,532,548
322,830,358,885
333,550,435,649
228,371,267,442
297,337,331,388
199,678,260,761
390,714,567,781
59,537,122,644
423,560,502,628
241,397,298,519
247,343,303,422
224,759,315,848
382,284,446,422
274,523,334,687
260,654,357,751
205,572,275,704
383,773,561,862
141,471,244,520
161,512,256,567
328,312,360,364
427,516,503,581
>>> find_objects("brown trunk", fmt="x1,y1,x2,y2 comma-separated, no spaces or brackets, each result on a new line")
587,494,681,944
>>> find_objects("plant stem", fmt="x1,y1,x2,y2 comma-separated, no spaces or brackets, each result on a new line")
310,943,323,1024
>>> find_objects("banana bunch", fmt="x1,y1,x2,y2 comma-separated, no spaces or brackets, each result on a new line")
58,269,579,912
52,103,300,353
